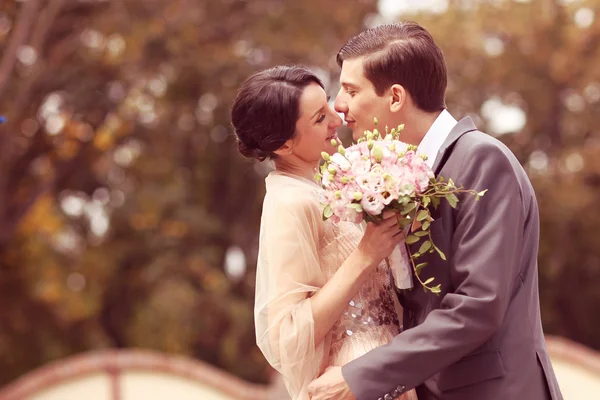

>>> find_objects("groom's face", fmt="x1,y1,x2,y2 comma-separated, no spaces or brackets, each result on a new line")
335,57,393,142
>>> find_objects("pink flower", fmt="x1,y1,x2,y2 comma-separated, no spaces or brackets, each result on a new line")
380,149,399,169
398,150,416,166
403,152,434,193
414,170,432,193
320,137,435,222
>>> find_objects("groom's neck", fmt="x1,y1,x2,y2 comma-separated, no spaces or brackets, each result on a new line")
397,109,442,146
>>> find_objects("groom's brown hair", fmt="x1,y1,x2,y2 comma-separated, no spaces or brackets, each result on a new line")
337,22,447,113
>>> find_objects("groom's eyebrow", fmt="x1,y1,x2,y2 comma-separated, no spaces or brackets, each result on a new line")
341,82,359,89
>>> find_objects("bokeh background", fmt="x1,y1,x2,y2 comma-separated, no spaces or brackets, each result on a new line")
0,0,599,399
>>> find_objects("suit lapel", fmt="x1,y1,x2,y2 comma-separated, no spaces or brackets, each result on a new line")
431,117,479,174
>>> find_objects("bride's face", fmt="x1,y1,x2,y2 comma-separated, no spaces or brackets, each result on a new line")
286,83,342,163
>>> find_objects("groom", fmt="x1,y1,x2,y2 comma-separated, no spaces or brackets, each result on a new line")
307,22,563,400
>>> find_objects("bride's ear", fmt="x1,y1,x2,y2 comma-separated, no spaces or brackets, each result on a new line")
389,84,407,113
273,140,294,157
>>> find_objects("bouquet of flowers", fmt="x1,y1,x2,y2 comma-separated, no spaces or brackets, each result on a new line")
316,119,486,294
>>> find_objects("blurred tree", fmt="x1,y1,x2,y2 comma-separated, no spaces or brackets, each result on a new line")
0,0,377,386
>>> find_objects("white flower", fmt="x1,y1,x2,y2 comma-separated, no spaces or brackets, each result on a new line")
352,158,372,176
361,192,385,215
331,153,351,171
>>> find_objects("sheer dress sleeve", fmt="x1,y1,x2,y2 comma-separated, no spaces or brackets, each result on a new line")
254,185,330,400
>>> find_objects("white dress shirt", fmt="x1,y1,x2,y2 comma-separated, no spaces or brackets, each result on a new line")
417,109,458,168
388,110,459,290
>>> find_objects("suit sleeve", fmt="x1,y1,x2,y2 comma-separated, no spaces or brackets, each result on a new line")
342,141,527,399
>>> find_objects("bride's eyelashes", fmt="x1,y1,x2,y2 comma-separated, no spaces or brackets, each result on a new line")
314,97,332,124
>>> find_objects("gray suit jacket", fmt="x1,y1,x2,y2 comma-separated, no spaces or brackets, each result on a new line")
342,118,563,400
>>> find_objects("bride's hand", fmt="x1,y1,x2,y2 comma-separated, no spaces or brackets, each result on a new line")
356,211,405,268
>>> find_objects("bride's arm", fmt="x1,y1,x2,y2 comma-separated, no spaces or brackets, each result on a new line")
255,193,402,397
257,194,403,352
309,219,401,344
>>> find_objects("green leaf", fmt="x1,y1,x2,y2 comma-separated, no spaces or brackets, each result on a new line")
435,245,447,261
422,197,431,207
445,193,459,208
431,197,440,209
414,231,429,237
415,262,428,275
423,277,435,285
417,210,429,221
422,220,431,231
430,284,442,294
419,241,432,254
397,219,412,230
405,234,420,244
389,200,402,210
401,202,417,215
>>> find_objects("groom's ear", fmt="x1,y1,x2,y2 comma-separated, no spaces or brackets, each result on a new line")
389,84,407,113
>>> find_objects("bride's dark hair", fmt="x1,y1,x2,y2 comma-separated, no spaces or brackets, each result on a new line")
231,66,324,161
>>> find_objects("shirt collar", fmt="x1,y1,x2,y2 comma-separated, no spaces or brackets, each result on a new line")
417,109,458,168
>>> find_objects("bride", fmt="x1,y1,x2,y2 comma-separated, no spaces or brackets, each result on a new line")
231,66,417,400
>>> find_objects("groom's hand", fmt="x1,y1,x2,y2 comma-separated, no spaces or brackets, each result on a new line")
308,366,356,400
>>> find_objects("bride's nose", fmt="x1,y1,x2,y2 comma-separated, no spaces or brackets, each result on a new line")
329,112,343,129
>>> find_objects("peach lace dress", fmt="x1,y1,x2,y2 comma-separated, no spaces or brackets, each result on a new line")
254,171,417,400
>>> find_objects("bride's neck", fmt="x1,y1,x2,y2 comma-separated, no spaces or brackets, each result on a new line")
274,158,318,182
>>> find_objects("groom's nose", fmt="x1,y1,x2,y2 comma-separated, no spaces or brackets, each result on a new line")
334,89,348,114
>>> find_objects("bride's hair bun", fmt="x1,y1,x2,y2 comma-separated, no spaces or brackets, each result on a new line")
236,138,268,162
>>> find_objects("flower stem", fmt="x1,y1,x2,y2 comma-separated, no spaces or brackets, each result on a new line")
406,244,437,293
